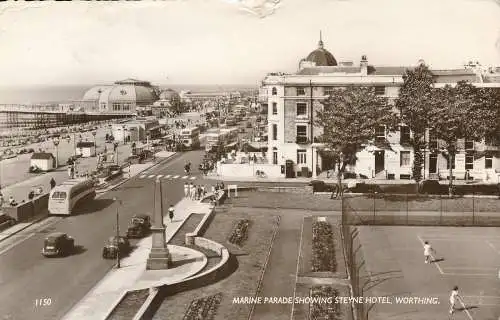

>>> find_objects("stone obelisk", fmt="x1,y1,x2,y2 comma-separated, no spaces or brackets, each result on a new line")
146,177,171,269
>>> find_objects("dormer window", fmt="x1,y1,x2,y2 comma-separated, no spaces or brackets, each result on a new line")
271,87,277,96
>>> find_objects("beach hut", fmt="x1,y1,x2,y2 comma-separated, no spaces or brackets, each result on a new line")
30,152,56,172
76,141,96,158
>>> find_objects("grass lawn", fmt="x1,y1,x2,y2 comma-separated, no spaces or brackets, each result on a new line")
153,207,278,320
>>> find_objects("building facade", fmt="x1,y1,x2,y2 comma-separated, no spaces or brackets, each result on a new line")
261,36,500,181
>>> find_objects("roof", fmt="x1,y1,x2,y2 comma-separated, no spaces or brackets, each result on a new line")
46,232,66,239
31,152,55,160
303,34,337,66
76,141,95,148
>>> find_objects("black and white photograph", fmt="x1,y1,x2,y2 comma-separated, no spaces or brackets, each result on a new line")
0,0,500,319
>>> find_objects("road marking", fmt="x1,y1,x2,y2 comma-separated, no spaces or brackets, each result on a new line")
486,240,500,256
181,176,188,179
156,175,163,178
148,175,155,178
173,175,180,179
417,235,443,274
190,176,196,180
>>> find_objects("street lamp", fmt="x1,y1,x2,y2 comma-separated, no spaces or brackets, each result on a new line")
114,142,119,165
92,131,97,157
113,197,122,268
52,137,60,168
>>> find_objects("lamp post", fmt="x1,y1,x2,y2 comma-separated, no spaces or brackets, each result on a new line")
92,131,97,157
114,142,119,165
52,137,60,168
113,197,122,268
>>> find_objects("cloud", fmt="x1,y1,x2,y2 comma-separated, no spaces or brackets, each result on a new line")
224,0,281,18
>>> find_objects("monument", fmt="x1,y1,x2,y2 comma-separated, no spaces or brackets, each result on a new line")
146,177,171,269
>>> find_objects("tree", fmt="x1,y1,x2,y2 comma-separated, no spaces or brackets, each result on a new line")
430,81,491,196
395,63,435,184
316,86,398,198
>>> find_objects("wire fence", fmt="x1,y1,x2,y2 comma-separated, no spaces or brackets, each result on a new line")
341,192,500,227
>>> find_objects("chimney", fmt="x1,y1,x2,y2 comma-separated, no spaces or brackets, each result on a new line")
360,55,368,76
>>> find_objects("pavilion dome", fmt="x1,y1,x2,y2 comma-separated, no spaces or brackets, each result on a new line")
304,35,337,67
159,88,181,103
81,79,158,106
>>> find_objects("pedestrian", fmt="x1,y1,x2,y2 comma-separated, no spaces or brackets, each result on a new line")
190,183,196,200
201,185,206,197
449,286,461,314
50,178,56,189
9,196,17,207
68,166,73,179
168,204,174,222
184,183,189,198
423,241,436,264
220,181,225,190
28,190,35,201
0,192,4,207
211,184,216,194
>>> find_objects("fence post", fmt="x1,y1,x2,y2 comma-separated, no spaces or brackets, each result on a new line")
406,192,409,225
472,192,475,225
372,192,376,225
439,194,442,225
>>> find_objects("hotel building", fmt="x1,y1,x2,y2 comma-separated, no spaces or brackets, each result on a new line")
261,35,500,181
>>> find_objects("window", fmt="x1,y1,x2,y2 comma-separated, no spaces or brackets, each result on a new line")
296,125,307,143
112,103,121,111
375,125,385,140
400,126,410,144
122,103,130,111
428,130,437,149
446,154,456,169
273,151,278,164
485,154,493,169
465,152,474,170
271,87,277,95
296,103,307,116
374,86,385,95
297,149,307,164
465,140,474,150
272,102,277,115
51,191,66,200
324,87,336,96
100,103,107,110
400,151,411,167
297,87,305,96
272,124,277,140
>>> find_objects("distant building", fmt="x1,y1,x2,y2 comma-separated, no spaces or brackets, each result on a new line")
112,117,162,143
76,141,96,158
78,78,159,114
30,152,56,172
261,34,500,181
152,89,182,117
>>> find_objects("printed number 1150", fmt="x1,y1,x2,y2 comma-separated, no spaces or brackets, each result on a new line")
35,298,52,307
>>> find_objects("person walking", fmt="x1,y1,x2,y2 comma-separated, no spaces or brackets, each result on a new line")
190,183,196,200
423,241,436,264
168,204,174,222
449,286,461,315
50,178,56,189
184,183,189,198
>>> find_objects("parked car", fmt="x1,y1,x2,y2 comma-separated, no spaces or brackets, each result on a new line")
42,232,75,257
347,182,384,194
126,214,152,238
0,214,16,231
102,236,131,259
308,180,335,192
418,180,463,195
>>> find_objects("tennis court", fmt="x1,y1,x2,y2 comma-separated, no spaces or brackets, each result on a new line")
357,226,500,320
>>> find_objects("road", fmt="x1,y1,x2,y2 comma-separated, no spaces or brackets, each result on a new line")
0,150,207,320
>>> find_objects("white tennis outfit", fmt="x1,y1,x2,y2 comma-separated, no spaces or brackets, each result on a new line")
424,244,431,256
450,289,458,309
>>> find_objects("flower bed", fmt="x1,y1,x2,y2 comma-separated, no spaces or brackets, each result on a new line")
310,286,342,320
228,219,251,246
311,221,336,272
183,293,222,320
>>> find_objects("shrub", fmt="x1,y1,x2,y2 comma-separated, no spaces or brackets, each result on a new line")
311,221,336,272
228,219,251,246
310,286,341,320
183,293,222,320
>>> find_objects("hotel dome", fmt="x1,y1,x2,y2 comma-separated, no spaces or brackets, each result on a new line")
303,33,338,67
82,79,159,113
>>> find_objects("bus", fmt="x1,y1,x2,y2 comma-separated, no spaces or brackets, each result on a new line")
220,128,238,144
48,178,96,215
205,132,223,152
180,127,201,150
225,115,237,127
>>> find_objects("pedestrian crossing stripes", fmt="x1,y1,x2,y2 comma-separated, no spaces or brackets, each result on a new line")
137,174,197,181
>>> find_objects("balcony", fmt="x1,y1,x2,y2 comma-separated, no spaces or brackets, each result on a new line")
296,136,310,144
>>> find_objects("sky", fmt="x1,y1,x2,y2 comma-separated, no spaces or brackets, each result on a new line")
0,0,499,87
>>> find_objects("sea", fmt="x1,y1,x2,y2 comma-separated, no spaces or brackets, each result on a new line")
0,84,257,105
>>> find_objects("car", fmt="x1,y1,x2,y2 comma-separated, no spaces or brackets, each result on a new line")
102,236,131,259
0,214,16,231
126,214,152,238
42,232,75,257
418,180,455,195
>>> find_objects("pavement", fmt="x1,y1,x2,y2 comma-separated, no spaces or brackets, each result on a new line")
62,197,212,320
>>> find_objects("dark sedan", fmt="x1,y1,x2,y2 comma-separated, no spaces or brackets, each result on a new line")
102,236,131,259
